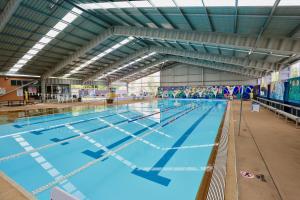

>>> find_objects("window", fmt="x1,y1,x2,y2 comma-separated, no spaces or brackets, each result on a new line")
128,72,160,96
289,61,300,78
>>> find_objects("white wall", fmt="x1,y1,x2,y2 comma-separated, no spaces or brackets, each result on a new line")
161,64,255,86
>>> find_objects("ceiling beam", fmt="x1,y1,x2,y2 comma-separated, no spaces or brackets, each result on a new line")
84,45,275,81
166,56,262,78
149,46,276,71
113,26,299,55
0,0,22,32
41,26,299,79
113,56,261,82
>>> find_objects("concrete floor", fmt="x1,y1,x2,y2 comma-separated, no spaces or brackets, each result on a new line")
0,173,34,200
232,100,300,200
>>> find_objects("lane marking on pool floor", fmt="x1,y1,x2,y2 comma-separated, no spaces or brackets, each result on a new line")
0,114,143,162
31,104,203,194
97,118,161,150
0,106,216,163
0,106,179,140
65,124,137,170
98,117,218,151
33,104,203,194
117,113,172,138
12,135,86,199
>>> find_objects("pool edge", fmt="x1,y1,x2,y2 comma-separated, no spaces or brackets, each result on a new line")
196,101,231,200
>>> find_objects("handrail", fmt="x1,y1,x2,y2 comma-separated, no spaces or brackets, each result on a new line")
257,97,300,110
256,97,300,117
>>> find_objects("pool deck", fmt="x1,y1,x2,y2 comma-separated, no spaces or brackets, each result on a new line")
0,172,35,200
232,100,300,200
0,98,149,112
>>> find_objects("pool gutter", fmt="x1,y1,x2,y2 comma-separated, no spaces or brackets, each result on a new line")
196,101,231,200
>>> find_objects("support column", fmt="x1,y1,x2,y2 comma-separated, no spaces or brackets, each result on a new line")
41,79,46,103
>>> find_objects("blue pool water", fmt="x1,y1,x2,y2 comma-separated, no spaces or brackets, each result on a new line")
0,99,227,200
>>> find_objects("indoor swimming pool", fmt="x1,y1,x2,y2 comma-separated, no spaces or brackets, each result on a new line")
0,99,227,200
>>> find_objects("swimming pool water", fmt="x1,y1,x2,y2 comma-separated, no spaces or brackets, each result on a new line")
0,99,227,200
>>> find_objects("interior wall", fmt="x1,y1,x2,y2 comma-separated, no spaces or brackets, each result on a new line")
0,76,37,101
160,64,256,86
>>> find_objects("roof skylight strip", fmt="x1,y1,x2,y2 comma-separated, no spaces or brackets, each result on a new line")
96,52,157,80
78,0,300,9
63,37,135,78
7,7,82,74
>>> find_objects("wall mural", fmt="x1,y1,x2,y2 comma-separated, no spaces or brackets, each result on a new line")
287,76,300,104
157,86,254,99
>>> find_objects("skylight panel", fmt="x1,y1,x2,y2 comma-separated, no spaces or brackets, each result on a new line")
104,48,114,54
39,37,52,44
62,8,82,23
203,0,235,7
18,59,28,65
279,0,300,6
78,3,102,10
23,54,33,60
100,2,116,9
28,49,39,55
53,22,68,31
7,7,81,74
239,0,276,6
111,43,122,49
63,37,134,78
97,52,157,80
113,2,133,8
174,0,203,7
32,43,45,50
46,29,60,38
150,0,176,7
8,68,19,72
12,64,24,68
130,1,152,8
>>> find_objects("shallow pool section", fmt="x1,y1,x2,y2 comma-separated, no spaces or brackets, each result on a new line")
0,99,227,200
